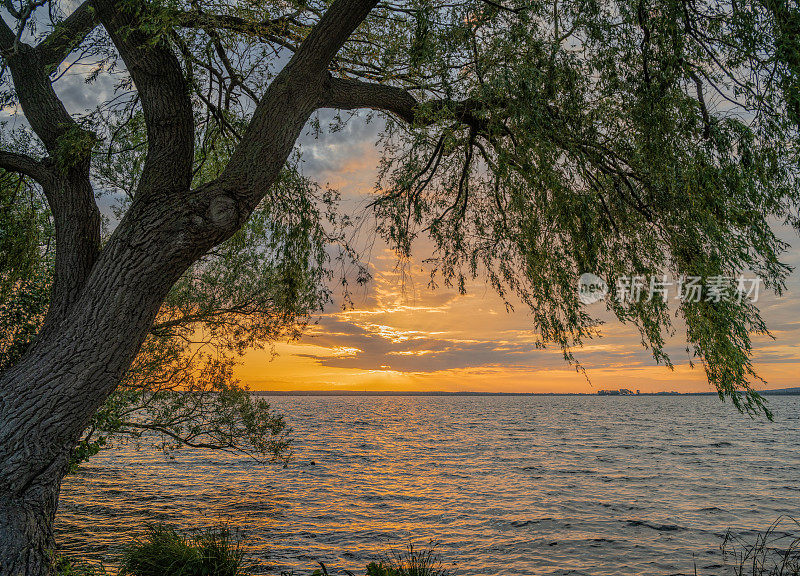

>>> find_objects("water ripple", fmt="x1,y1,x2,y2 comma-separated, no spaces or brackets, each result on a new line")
57,395,800,575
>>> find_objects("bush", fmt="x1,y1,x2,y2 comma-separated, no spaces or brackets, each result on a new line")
119,524,248,576
720,517,800,576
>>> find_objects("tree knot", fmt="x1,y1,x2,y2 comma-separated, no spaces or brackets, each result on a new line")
207,194,240,231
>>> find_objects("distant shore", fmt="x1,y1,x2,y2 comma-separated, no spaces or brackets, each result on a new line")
252,387,800,397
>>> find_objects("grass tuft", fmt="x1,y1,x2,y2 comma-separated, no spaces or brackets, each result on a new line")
719,517,800,576
365,543,449,576
119,523,248,576
54,556,107,576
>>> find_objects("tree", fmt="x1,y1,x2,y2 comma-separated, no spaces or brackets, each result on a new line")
0,0,797,573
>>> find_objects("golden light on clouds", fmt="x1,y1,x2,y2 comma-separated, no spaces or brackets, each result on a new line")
236,251,800,393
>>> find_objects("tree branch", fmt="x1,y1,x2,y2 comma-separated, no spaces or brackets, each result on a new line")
0,9,102,334
322,75,420,123
172,9,306,51
0,11,15,50
287,0,378,76
35,0,99,73
0,149,52,184
320,76,488,129
1,44,84,152
94,0,194,199
201,0,379,234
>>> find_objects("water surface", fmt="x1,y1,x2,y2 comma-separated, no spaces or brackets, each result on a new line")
57,395,800,575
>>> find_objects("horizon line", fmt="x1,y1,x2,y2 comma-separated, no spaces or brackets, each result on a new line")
250,388,800,397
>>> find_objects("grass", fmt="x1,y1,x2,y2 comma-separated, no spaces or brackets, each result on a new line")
54,556,107,576
118,524,248,576
718,517,800,576
364,544,450,576
56,524,449,576
60,517,800,576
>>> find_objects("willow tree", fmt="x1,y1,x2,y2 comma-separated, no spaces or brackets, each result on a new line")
0,0,797,571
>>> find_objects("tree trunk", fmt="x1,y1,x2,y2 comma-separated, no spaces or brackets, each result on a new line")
0,196,207,575
0,95,316,574
0,451,69,576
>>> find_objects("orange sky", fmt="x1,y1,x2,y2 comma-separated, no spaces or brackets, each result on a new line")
236,114,800,394
236,255,800,393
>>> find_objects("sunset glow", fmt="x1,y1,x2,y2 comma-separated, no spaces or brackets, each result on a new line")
237,127,800,393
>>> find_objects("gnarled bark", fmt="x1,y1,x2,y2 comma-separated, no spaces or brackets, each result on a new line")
0,449,69,575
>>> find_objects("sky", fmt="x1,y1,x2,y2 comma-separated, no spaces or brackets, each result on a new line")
3,7,799,395
235,114,800,394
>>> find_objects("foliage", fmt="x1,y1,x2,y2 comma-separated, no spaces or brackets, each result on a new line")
68,141,338,466
70,354,292,470
0,267,51,369
367,0,800,415
119,524,248,576
1,152,305,468
0,162,309,470
719,517,800,576
65,139,344,466
2,105,346,467
0,166,53,369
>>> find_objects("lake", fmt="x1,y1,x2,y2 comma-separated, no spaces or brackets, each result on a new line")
57,395,800,575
